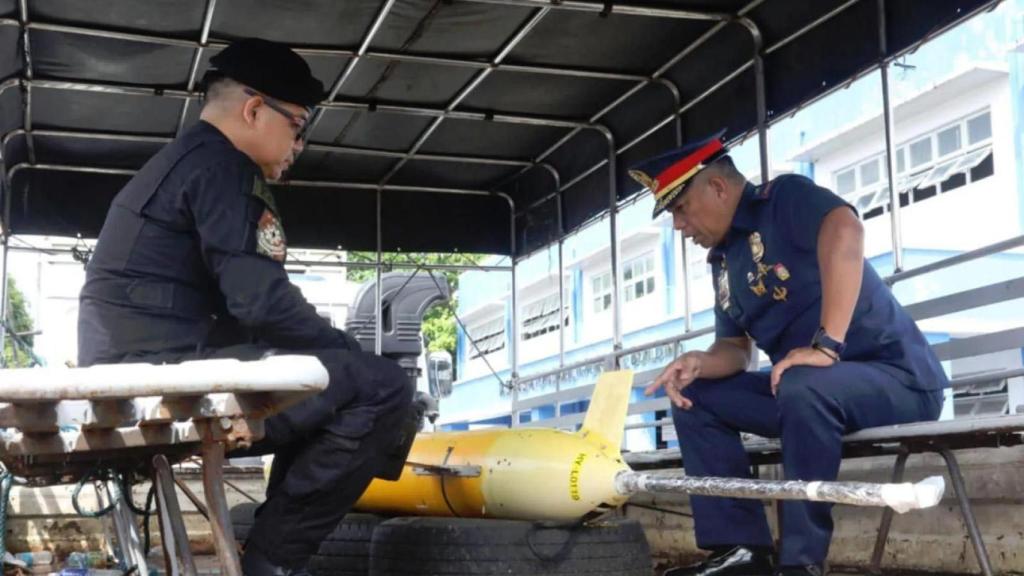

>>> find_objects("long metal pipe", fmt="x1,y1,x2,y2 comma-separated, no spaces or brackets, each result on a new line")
375,189,383,355
18,1,34,166
0,241,515,272
4,163,509,200
594,125,622,351
663,81,694,334
4,79,591,132
551,167,565,368
737,17,770,186
0,149,10,364
460,0,730,21
378,8,551,187
176,0,219,134
516,325,715,388
498,193,519,380
0,128,534,168
878,0,904,272
0,234,8,366
307,258,514,273
886,233,1024,285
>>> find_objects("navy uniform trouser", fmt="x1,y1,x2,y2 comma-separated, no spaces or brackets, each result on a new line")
671,362,944,567
126,344,413,569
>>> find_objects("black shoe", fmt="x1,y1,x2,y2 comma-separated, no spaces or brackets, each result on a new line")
774,565,824,576
241,544,310,576
664,546,774,576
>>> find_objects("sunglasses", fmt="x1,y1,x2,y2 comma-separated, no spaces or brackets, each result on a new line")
243,88,311,141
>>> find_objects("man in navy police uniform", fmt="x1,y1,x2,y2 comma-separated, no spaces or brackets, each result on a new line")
634,131,948,576
77,39,414,576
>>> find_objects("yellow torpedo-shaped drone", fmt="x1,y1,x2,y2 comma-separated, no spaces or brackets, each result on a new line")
356,371,633,520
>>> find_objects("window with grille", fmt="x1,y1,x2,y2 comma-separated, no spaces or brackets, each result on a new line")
466,316,506,359
832,109,993,220
522,292,568,340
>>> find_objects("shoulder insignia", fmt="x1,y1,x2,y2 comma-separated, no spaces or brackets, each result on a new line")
257,209,287,263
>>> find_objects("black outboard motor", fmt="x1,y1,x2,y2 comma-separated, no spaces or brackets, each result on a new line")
345,271,451,380
347,272,450,479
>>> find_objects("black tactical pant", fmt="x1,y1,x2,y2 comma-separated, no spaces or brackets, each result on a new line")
125,344,413,569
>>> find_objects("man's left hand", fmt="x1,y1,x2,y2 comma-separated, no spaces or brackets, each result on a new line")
770,346,836,395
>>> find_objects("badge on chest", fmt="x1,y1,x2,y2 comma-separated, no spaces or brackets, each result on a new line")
747,231,789,302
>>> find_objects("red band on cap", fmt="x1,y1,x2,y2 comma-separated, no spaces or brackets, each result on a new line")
654,139,723,197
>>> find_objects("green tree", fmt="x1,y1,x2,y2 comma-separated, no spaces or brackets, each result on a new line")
346,252,487,378
3,276,37,368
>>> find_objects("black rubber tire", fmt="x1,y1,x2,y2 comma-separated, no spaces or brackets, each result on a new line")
231,501,383,576
307,513,385,576
231,501,260,543
369,517,652,576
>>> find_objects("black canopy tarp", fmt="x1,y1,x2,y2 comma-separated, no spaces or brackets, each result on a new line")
0,0,998,256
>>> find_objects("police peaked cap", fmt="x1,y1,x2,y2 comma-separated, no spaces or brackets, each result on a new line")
628,129,729,218
205,38,325,108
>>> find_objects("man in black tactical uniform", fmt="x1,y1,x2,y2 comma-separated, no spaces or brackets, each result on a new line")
77,38,413,575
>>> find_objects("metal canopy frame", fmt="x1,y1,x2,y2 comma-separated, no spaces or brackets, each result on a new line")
0,0,1001,378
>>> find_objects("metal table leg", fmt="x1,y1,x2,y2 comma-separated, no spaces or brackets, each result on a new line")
153,455,197,576
201,439,242,576
107,480,149,576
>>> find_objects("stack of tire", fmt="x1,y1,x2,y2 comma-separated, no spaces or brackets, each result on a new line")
231,503,652,576
232,503,381,576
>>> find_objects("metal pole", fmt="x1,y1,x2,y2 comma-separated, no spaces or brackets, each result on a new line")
681,236,693,333
153,454,198,576
18,0,35,166
937,448,994,576
666,81,692,333
200,439,242,576
0,168,10,364
551,168,566,368
461,0,729,20
506,194,519,381
878,0,904,272
176,0,218,134
14,78,591,131
737,17,770,185
375,189,383,355
596,125,622,352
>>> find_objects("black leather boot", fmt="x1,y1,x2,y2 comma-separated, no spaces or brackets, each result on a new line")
664,546,774,576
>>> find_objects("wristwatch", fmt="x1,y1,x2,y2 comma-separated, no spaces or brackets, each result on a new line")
811,327,846,360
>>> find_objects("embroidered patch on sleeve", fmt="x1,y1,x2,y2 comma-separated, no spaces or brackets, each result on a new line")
251,176,287,262
256,209,287,262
